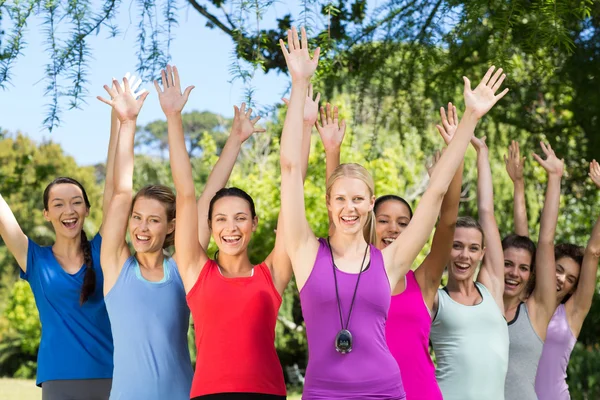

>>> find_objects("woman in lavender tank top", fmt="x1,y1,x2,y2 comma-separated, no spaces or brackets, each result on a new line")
278,25,508,400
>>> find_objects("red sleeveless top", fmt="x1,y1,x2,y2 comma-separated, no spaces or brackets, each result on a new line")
186,259,286,397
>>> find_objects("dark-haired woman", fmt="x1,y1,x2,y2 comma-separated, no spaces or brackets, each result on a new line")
429,135,509,400
97,76,192,399
501,142,567,399
164,65,315,399
506,153,600,399
0,78,140,398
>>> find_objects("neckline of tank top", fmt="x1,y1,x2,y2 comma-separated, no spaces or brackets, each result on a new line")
507,301,526,325
134,256,170,284
216,262,255,278
327,241,373,275
441,283,484,307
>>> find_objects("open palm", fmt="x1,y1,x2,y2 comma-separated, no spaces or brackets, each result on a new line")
231,103,266,143
97,77,148,122
154,65,194,117
316,103,346,152
279,26,320,82
464,66,509,119
533,142,564,177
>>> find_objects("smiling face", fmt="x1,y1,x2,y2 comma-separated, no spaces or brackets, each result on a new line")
555,257,580,302
449,227,485,282
210,196,257,257
503,247,534,299
375,199,412,250
327,177,375,238
128,196,174,254
43,183,90,239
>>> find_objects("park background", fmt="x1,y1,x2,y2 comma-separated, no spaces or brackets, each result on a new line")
1,0,600,398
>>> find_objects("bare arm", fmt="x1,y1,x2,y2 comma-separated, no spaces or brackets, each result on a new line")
472,137,505,308
531,142,564,334
196,104,265,250
384,67,510,288
0,194,28,272
505,140,529,236
97,78,149,293
566,160,600,335
279,27,321,290
417,103,462,307
157,65,208,292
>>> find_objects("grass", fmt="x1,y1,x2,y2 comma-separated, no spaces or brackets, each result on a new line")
0,379,301,400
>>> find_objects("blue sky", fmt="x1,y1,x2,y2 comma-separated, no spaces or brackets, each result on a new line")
1,2,306,166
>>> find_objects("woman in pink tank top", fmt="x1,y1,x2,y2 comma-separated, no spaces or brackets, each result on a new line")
318,104,463,400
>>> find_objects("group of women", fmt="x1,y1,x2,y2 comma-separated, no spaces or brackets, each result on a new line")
0,26,598,400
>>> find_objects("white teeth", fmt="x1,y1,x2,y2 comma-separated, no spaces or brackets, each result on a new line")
505,280,518,286
341,216,359,222
455,263,469,268
136,235,150,241
383,238,395,244
63,219,77,223
222,236,241,243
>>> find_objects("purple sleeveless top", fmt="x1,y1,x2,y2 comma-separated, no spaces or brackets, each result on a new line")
534,304,577,400
299,238,406,400
386,270,442,400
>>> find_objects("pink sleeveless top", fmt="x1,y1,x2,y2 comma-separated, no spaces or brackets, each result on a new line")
534,304,577,400
386,270,442,400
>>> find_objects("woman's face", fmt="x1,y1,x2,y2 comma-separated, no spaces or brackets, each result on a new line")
210,196,257,257
503,247,533,299
44,183,89,239
448,227,485,282
327,177,375,238
129,197,174,253
555,256,580,302
374,199,411,250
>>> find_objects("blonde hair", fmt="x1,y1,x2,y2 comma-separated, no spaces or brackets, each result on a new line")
326,163,377,244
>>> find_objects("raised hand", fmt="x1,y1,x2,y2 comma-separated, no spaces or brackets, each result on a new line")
279,26,320,83
114,72,147,99
97,77,149,122
230,103,266,143
426,149,443,177
532,142,564,177
435,102,459,145
154,65,195,117
282,83,320,125
504,140,525,182
463,66,509,119
316,103,346,152
589,160,600,188
470,135,488,153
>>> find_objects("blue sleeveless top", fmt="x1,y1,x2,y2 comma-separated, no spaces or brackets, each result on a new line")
21,233,113,386
104,256,193,400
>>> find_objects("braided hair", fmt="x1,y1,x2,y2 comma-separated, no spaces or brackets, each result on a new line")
43,177,95,305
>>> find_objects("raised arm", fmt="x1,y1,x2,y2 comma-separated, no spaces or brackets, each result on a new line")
279,27,321,289
158,65,208,292
416,103,463,307
566,160,600,336
0,195,28,272
196,103,265,250
472,136,505,308
531,142,564,331
97,77,149,293
505,140,529,236
316,103,346,181
383,66,509,288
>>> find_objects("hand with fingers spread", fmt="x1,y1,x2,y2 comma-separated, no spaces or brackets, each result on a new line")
435,102,459,145
589,160,600,188
470,135,488,153
154,65,195,117
113,72,148,99
279,26,320,83
504,140,526,182
97,77,149,122
463,66,509,119
316,103,347,153
282,83,321,125
426,150,443,177
532,142,564,177
230,103,266,144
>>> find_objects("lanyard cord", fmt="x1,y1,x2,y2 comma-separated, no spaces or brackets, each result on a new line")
328,237,369,331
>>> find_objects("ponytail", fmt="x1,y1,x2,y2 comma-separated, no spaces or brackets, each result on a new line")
79,230,96,305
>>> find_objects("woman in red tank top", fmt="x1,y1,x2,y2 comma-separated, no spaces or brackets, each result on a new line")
163,65,316,400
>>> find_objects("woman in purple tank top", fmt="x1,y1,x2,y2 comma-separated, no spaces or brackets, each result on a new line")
278,26,508,399
316,103,463,400
507,154,600,399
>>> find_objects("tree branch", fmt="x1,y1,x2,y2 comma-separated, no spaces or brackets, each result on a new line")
186,0,234,36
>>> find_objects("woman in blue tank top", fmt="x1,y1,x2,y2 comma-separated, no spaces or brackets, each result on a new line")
0,78,143,397
97,75,193,399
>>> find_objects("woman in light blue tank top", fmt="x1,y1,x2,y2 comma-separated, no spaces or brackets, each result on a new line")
430,136,509,400
97,76,192,399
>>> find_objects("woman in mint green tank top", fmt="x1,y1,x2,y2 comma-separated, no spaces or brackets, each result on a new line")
430,135,509,400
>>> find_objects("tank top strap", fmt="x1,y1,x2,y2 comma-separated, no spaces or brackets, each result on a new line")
405,269,418,291
254,262,282,301
475,281,493,301
369,243,385,272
